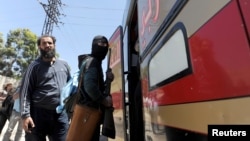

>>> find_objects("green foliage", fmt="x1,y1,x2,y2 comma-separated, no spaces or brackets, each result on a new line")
0,33,4,48
0,29,39,78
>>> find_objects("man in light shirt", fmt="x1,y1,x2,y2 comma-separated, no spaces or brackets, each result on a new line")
2,86,24,141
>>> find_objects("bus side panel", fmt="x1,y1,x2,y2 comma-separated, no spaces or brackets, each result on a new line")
140,0,250,140
151,0,250,105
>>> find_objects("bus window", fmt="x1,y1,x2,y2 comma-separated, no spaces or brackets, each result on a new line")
149,25,191,88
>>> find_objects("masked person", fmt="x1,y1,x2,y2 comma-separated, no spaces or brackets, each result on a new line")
67,35,114,141
20,35,71,141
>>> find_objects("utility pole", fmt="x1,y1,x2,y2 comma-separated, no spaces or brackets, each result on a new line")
37,0,65,35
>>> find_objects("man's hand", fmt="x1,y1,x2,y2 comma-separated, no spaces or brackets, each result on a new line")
0,97,5,101
22,117,35,133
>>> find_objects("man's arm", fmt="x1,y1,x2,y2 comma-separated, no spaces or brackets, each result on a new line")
0,91,7,101
20,65,35,119
12,92,20,100
0,97,5,101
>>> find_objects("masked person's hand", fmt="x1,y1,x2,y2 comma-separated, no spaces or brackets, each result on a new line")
106,70,114,82
102,95,113,107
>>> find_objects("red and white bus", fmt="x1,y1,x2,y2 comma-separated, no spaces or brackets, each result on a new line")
108,0,250,140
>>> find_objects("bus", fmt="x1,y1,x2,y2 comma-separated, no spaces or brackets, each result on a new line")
107,0,250,140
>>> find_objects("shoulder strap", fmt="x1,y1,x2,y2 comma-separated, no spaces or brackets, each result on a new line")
76,56,93,99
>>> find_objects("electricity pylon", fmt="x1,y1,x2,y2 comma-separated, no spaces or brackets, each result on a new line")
37,0,65,35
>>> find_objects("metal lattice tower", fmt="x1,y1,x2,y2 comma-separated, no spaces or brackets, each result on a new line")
38,0,65,35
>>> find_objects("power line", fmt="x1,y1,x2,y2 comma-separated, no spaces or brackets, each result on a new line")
66,15,122,21
65,5,124,11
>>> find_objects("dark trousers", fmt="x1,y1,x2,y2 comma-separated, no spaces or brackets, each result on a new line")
91,124,101,141
0,110,8,134
25,107,69,141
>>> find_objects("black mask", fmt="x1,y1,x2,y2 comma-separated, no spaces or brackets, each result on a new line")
91,35,109,61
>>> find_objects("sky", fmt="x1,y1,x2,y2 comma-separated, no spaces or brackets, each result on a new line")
0,0,126,74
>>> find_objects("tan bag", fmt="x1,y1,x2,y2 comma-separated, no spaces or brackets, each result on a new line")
66,104,102,141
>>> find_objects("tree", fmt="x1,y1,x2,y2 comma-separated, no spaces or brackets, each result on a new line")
0,29,38,78
0,33,5,74
0,33,4,47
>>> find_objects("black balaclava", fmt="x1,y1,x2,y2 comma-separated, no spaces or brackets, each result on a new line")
91,35,109,61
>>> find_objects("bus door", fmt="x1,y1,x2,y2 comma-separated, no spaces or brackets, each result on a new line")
238,0,250,41
108,26,127,141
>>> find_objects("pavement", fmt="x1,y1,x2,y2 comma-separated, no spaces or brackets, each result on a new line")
0,121,50,141
0,120,108,141
0,120,25,141
0,104,109,141
0,103,25,141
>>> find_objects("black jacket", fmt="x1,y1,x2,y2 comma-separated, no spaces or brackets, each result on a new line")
0,94,14,119
78,55,106,109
